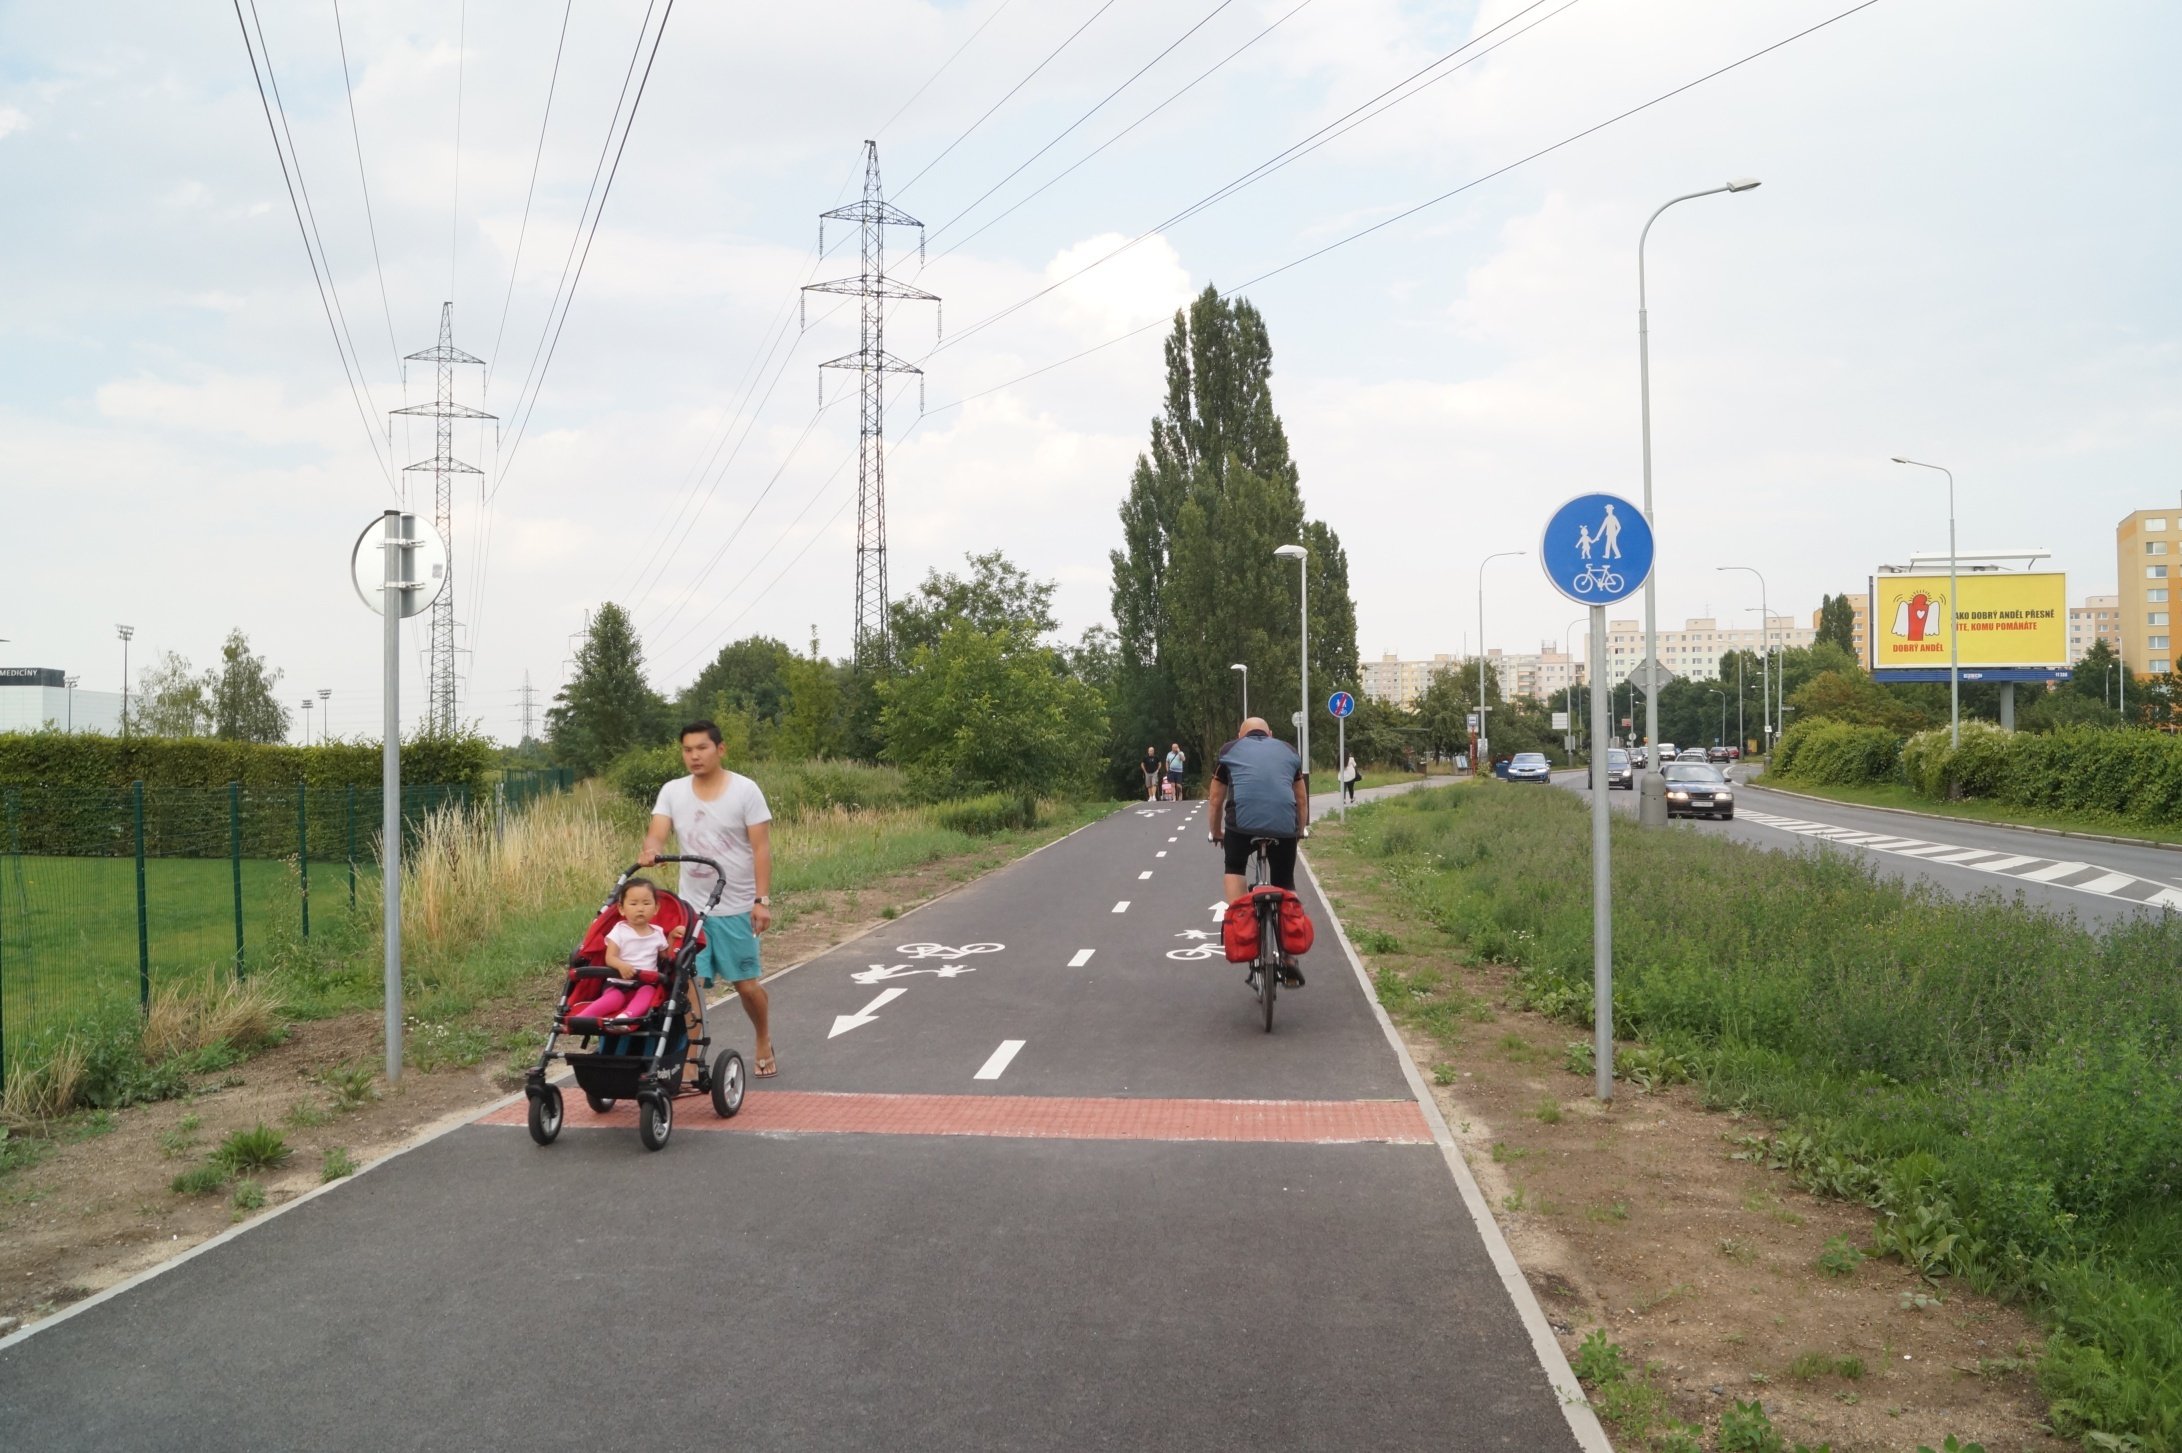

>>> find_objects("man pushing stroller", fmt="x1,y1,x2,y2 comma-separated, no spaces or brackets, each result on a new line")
641,720,779,1079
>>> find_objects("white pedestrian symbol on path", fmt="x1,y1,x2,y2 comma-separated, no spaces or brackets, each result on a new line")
1597,504,1623,560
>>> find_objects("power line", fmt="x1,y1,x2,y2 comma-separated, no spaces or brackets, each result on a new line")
920,0,1317,269
229,0,396,493
895,0,1122,197
485,0,574,394
330,0,401,377
491,0,674,501
924,0,1888,416
928,0,1580,359
923,0,1239,248
875,0,1018,139
449,0,466,305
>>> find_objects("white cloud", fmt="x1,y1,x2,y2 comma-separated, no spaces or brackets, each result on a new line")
0,104,28,140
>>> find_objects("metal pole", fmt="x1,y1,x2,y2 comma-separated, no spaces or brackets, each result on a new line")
133,779,149,1015
296,781,310,941
1478,551,1522,771
230,781,244,979
1736,650,1745,753
1300,563,1310,789
1588,607,1613,1101
381,510,406,1083
1892,459,1961,746
1638,180,1758,763
1337,711,1346,821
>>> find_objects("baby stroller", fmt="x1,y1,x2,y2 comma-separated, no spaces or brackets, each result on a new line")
523,855,746,1152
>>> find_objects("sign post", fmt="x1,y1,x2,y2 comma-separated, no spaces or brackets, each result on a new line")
351,512,446,1083
1540,492,1654,1101
1327,691,1355,817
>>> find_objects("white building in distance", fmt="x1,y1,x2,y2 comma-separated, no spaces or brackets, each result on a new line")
1602,616,1813,687
0,667,123,735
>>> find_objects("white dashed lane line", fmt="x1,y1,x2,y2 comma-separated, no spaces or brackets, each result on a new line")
974,1040,1025,1080
1139,871,1153,880
1068,949,1094,967
1740,810,2182,910
1112,901,1130,913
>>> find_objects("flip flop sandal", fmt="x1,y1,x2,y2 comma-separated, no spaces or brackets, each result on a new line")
753,1055,779,1078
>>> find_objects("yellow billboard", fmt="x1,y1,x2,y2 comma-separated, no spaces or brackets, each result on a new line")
1870,571,2067,671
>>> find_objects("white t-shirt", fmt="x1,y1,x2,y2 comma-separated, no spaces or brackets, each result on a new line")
605,921,669,972
651,773,772,918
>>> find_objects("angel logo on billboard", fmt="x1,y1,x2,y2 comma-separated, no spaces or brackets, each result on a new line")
1890,588,1945,645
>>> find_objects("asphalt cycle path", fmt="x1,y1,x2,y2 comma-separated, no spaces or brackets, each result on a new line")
0,799,1596,1452
1555,768,2182,928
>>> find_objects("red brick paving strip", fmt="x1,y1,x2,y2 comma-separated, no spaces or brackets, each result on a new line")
480,1091,1432,1144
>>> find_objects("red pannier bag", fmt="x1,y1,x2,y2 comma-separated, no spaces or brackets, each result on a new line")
1221,887,1316,961
1221,894,1260,962
1267,887,1316,956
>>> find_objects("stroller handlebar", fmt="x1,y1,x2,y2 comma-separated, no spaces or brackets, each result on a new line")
616,855,729,914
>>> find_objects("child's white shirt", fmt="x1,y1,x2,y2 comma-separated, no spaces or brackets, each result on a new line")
605,921,669,971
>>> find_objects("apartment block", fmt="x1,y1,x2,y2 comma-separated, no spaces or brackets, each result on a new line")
2068,594,2120,664
1808,593,1870,663
2116,509,2176,674
1483,644,1584,702
1602,615,1814,687
1358,653,1460,709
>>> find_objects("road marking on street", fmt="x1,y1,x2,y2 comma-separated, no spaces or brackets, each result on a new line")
1926,848,1998,864
2074,870,2136,895
974,1040,1025,1080
1068,949,1094,967
1138,870,1153,879
1113,900,1131,913
2017,859,2091,883
829,986,908,1039
1970,854,2039,873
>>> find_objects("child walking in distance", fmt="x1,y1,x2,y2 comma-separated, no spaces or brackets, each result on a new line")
641,721,778,1077
594,878,682,1030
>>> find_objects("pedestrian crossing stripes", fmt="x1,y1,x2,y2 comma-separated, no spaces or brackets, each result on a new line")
1738,810,2182,911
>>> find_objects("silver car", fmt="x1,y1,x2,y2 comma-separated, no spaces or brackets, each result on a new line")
1506,751,1552,784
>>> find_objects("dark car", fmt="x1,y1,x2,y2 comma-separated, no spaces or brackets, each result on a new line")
1705,745,1731,763
1506,751,1552,784
1606,748,1634,790
1662,761,1734,820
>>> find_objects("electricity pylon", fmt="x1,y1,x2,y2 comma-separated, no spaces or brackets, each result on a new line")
392,302,493,734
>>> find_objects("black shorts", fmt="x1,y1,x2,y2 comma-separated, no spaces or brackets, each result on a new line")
1222,833,1297,888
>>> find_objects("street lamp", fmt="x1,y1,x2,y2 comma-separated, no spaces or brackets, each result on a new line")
65,674,79,733
1230,663,1248,722
1709,688,1726,748
1892,457,1960,746
1477,550,1524,770
300,698,314,744
319,687,332,744
1565,617,1588,759
1274,544,1309,785
116,624,135,735
1718,567,1771,753
1638,177,1761,760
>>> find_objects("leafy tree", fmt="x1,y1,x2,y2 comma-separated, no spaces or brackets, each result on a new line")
676,636,796,726
127,650,216,737
547,604,669,775
775,655,846,761
892,552,1059,659
1415,661,1492,759
1816,593,1859,657
880,622,1107,798
210,630,291,744
2066,638,2126,704
1108,286,1357,772
1788,670,1932,733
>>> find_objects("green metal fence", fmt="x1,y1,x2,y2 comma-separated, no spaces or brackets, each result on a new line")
0,766,572,1091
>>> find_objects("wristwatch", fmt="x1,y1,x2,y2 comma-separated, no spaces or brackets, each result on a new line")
755,895,771,907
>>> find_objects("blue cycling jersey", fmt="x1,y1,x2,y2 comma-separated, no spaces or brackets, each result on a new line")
1217,732,1302,838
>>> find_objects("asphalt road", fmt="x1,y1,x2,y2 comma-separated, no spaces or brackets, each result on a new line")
0,795,1588,1452
1555,767,2182,928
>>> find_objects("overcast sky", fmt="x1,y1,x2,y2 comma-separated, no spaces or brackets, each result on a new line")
5,0,2177,742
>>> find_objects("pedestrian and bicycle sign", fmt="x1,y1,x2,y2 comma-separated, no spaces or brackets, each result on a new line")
1540,492,1653,605
1327,691,1355,719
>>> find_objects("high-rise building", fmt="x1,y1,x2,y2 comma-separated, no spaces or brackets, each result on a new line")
1808,593,1869,663
2068,594,2120,664
2115,509,2175,674
1602,615,1813,687
1359,653,1460,709
1483,644,1585,702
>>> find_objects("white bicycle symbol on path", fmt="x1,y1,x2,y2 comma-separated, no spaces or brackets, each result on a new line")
1571,563,1625,595
851,942,1004,984
1166,929,1227,961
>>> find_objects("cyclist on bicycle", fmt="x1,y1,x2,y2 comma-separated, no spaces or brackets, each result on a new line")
1207,717,1310,986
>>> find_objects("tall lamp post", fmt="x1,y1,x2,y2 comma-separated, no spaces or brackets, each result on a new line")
1274,544,1310,789
116,624,135,734
1718,567,1771,753
1709,688,1726,748
1892,457,1960,746
1477,550,1524,770
1638,177,1761,760
1230,663,1249,722
1565,617,1587,760
300,697,314,744
319,688,332,744
65,674,79,733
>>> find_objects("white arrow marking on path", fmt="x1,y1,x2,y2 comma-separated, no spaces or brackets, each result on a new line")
974,1040,1025,1080
1068,949,1094,967
829,986,908,1038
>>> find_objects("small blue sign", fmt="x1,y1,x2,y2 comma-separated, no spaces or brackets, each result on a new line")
1540,492,1654,606
1327,690,1355,719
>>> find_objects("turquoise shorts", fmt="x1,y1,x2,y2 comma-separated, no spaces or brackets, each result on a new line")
696,912,764,984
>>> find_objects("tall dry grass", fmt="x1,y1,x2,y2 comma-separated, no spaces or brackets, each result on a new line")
141,977,284,1064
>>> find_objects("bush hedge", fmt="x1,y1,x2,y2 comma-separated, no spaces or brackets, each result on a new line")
604,748,915,822
1770,719,1901,786
0,731,493,797
934,792,1043,836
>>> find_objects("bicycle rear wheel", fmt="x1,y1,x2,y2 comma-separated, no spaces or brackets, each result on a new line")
1259,902,1278,1033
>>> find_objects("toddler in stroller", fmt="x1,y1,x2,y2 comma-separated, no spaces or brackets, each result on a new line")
523,856,746,1152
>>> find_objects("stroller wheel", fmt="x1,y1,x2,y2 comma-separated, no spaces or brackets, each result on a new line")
527,1086,564,1146
584,1091,615,1115
638,1094,673,1152
711,1051,745,1119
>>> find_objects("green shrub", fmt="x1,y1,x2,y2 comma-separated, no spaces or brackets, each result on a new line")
170,1162,229,1196
212,1123,289,1175
604,749,915,820
1770,719,1901,786
934,793,1042,836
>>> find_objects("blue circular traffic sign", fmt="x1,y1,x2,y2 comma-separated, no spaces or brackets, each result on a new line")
1540,492,1653,605
1327,691,1355,719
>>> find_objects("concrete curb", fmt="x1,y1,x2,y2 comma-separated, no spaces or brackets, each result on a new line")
1751,781,2182,855
0,805,1123,1354
1301,852,1614,1453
